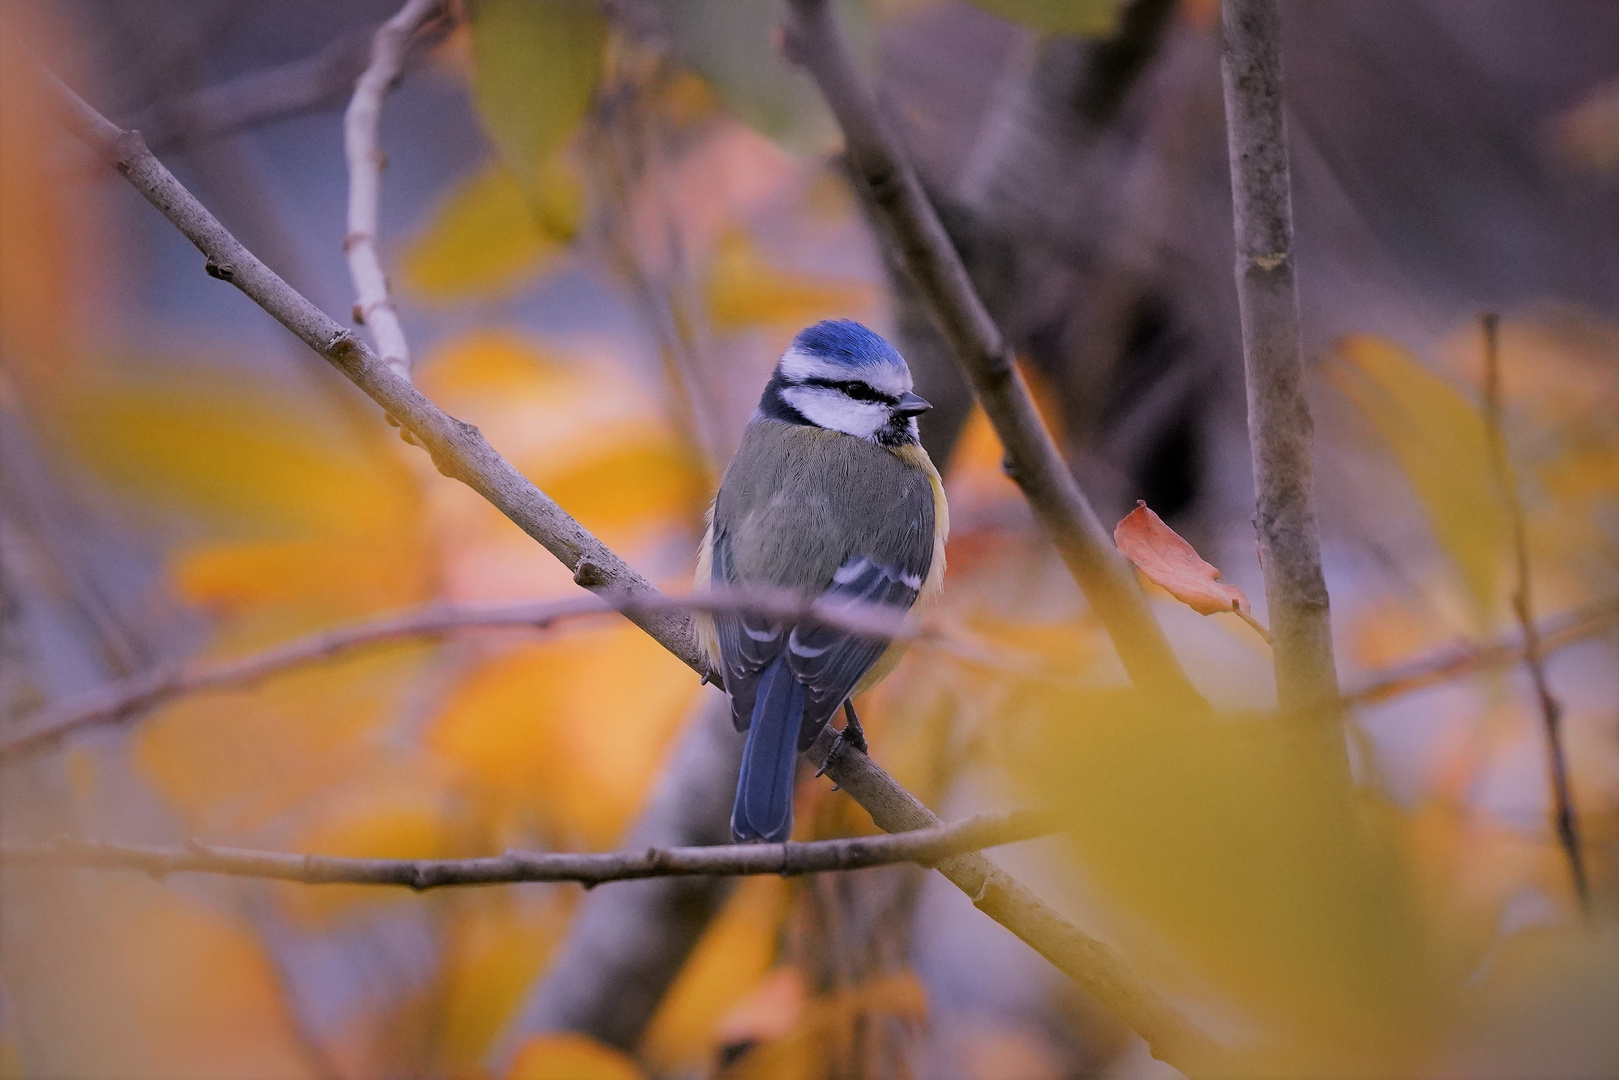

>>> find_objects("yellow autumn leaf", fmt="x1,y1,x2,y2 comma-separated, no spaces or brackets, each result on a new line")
429,627,696,847
172,538,434,617
1329,335,1510,630
61,373,417,540
134,648,423,834
401,161,581,300
533,434,705,544
967,0,1124,36
507,1034,644,1080
1007,685,1469,1076
704,229,873,332
436,891,570,1070
641,876,791,1073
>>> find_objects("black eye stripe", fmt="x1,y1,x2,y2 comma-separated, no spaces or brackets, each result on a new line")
800,377,896,404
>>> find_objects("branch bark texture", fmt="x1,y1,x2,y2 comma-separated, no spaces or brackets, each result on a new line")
21,50,1220,1073
781,0,1203,711
344,0,440,379
0,811,1050,889
1219,0,1340,716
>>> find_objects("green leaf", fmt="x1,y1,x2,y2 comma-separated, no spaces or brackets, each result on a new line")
469,0,607,188
967,0,1125,36
662,0,872,154
400,160,581,300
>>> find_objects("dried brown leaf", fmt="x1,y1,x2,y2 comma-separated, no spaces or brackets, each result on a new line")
1115,502,1267,640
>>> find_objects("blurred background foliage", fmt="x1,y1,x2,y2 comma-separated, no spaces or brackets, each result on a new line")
0,1,1614,1078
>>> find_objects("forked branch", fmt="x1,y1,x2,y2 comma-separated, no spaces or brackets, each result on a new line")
344,0,444,379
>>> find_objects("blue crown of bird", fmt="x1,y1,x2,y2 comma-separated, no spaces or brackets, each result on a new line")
697,320,949,843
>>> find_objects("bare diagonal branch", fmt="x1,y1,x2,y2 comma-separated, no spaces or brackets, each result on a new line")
779,0,1203,711
15,47,1220,1073
344,0,443,379
0,811,1051,888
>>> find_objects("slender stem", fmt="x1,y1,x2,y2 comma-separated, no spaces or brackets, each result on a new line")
343,0,441,379
1344,598,1617,709
0,587,920,763
780,0,1203,712
1,811,1051,888
15,47,1221,1071
1479,313,1588,909
1219,0,1341,722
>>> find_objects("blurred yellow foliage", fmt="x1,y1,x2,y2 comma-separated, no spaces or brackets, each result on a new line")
134,649,425,834
437,891,571,1071
507,1033,644,1080
429,627,696,849
641,876,791,1072
704,230,873,332
1009,687,1465,1075
1330,335,1510,630
967,0,1125,36
470,0,605,187
401,161,581,301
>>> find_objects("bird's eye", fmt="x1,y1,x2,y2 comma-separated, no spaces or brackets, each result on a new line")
837,381,885,403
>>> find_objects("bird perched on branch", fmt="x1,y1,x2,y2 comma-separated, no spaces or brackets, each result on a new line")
697,320,948,843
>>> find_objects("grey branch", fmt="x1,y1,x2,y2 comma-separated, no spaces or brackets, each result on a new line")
1480,314,1587,908
0,811,1050,889
1344,598,1619,709
1219,0,1342,721
780,0,1203,711
121,21,441,154
0,587,918,763
345,0,442,379
22,48,1221,1074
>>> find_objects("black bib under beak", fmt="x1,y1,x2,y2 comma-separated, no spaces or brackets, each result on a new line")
894,391,931,418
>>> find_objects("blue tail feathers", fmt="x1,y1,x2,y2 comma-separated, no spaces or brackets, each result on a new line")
731,656,804,843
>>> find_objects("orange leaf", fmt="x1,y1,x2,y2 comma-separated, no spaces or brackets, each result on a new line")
506,1034,644,1080
1114,502,1256,620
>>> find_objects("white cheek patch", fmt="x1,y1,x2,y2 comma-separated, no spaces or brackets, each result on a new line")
781,386,888,439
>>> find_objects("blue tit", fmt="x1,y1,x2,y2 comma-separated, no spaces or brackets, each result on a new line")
696,319,949,843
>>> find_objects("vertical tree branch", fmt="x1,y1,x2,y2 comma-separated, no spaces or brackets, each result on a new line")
344,0,442,380
1479,313,1588,909
781,0,1204,711
1218,0,1341,717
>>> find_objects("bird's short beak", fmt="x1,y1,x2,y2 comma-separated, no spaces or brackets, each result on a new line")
894,391,932,418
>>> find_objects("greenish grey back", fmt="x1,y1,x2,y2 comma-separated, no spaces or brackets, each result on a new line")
712,420,935,591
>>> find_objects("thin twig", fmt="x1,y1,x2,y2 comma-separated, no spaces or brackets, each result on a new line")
0,587,920,763
17,51,1221,1073
344,0,441,380
121,22,442,154
0,811,1052,888
1218,0,1341,721
1344,598,1619,709
1480,313,1588,909
779,0,1203,711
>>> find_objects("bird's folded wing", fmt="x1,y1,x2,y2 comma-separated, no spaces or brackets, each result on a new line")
711,530,786,731
784,552,923,749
